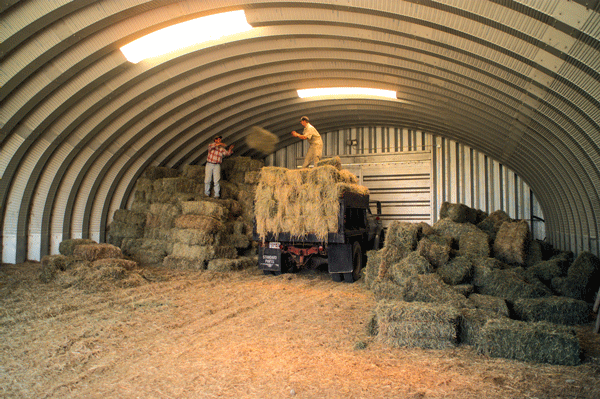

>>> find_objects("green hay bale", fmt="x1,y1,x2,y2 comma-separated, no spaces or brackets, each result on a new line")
512,296,591,325
476,319,581,365
364,250,382,290
416,235,451,268
59,238,97,256
182,164,205,180
385,221,419,250
39,255,69,283
472,264,550,301
459,308,506,346
73,243,123,262
316,156,342,170
173,215,224,233
222,156,264,174
170,243,237,260
458,230,490,258
108,221,144,239
112,209,146,226
477,210,512,241
402,274,470,308
439,202,478,224
437,256,473,285
162,255,206,270
134,177,154,193
525,239,544,267
416,222,436,237
375,300,461,349
551,251,600,302
493,220,530,265
371,278,407,301
159,177,198,194
245,126,279,154
120,238,170,264
173,228,226,246
387,252,433,286
143,166,180,180
432,218,481,242
453,284,474,296
207,256,256,272
471,256,511,270
149,203,182,226
181,200,229,220
467,293,509,317
527,258,568,284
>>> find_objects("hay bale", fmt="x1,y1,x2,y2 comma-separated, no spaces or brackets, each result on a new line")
472,264,550,301
108,221,144,239
432,218,481,242
173,215,224,233
92,258,138,271
143,166,180,180
181,200,229,220
170,243,237,262
439,202,478,224
402,273,470,308
453,284,474,296
551,251,600,302
182,164,205,180
39,255,71,283
527,258,568,284
467,293,509,317
383,221,419,250
120,238,169,264
387,252,433,286
375,300,461,349
338,169,359,184
476,319,581,365
512,296,591,325
112,209,146,226
459,308,505,346
364,250,382,290
316,156,342,170
207,256,256,272
493,220,530,265
437,256,473,285
458,230,490,258
59,238,97,256
163,255,205,270
477,210,512,241
173,228,226,246
471,256,511,270
245,126,279,154
134,177,154,193
416,222,436,237
73,243,123,262
525,239,544,267
371,278,407,301
416,235,451,268
245,171,261,184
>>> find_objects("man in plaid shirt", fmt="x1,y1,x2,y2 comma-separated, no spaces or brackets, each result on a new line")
204,135,234,198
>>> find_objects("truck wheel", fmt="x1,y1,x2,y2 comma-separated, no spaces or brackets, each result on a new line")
344,241,363,283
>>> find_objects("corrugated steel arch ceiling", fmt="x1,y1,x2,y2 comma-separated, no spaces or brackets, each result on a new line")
1,0,599,263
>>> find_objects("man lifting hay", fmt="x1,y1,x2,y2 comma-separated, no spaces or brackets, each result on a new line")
291,116,323,168
205,135,234,198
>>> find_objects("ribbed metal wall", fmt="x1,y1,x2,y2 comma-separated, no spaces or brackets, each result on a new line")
266,126,546,241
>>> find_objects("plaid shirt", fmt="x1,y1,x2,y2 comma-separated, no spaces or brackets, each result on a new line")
207,142,232,164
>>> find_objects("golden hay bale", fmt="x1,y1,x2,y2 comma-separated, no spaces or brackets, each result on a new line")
439,202,478,224
387,252,433,286
364,249,382,290
173,215,224,233
512,296,591,325
112,209,146,225
476,319,580,365
162,255,205,270
245,126,279,154
466,293,510,317
458,230,490,258
459,308,505,346
436,256,473,285
308,165,343,185
59,238,97,256
477,210,512,240
73,243,123,262
402,274,470,308
285,168,309,186
143,166,180,180
182,164,205,180
338,169,359,184
432,218,481,242
245,171,261,184
416,236,451,268
316,156,342,170
170,243,237,261
180,200,229,220
92,258,138,271
173,228,226,246
493,220,530,265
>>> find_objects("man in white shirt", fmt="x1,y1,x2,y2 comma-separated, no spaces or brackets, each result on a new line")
291,116,323,168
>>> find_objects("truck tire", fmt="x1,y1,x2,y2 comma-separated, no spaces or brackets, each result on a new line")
343,241,363,283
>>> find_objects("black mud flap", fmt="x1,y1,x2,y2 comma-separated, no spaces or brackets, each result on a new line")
258,244,282,272
327,243,353,274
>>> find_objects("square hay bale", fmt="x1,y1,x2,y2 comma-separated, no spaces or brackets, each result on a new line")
552,251,600,302
171,243,237,261
338,169,359,184
173,215,224,233
371,278,407,301
416,236,451,268
453,284,474,296
161,177,198,194
402,274,470,308
73,243,123,262
387,252,433,286
108,221,144,239
375,300,461,349
92,258,138,271
458,230,490,258
472,264,550,301
377,246,408,279
471,256,511,270
173,228,225,246
182,164,205,180
459,308,506,346
222,156,264,174
59,238,97,256
163,255,206,270
437,256,473,285
527,258,568,284
439,202,477,224
432,218,481,242
181,200,229,220
477,210,512,241
316,156,342,169
245,171,261,184
207,257,256,272
512,296,591,325
467,293,509,317
120,238,169,264
134,177,154,194
112,209,146,226
476,319,581,365
493,220,530,265
364,249,382,290
143,166,180,180
525,239,544,267
39,255,79,283
385,221,419,250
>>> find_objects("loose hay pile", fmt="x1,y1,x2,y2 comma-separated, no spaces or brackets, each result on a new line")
245,126,279,154
254,163,368,241
365,200,599,365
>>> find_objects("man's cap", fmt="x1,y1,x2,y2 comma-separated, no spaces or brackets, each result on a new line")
300,116,309,122
214,135,222,141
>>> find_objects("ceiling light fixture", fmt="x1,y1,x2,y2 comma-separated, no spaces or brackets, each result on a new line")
297,87,398,100
120,10,253,63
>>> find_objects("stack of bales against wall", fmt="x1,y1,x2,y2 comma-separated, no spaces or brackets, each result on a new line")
365,201,599,365
107,156,263,271
39,239,145,291
254,157,368,241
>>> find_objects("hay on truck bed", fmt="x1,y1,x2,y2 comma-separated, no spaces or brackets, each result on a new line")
254,165,369,242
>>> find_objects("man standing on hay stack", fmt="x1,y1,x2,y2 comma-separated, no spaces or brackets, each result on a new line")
292,116,323,168
204,135,234,198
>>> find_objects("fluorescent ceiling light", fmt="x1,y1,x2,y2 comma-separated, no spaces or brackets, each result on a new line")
297,87,398,100
121,10,253,63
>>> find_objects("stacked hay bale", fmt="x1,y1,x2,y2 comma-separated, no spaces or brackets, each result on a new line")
365,201,598,365
107,157,263,271
40,239,145,291
254,158,369,242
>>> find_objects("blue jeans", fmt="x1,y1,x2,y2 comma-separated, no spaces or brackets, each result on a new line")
204,162,221,197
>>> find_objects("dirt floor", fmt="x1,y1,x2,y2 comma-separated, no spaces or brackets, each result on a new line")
1,261,599,399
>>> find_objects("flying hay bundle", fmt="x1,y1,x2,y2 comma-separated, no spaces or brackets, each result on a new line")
245,126,279,154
